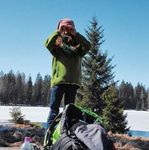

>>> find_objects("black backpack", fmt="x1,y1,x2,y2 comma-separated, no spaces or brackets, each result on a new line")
43,104,115,150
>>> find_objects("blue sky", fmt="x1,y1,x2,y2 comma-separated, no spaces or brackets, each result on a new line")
0,0,149,87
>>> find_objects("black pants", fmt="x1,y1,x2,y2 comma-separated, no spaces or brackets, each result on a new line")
46,84,79,129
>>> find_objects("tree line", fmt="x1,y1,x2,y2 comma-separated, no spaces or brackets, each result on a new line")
0,70,148,110
118,81,149,110
0,71,51,106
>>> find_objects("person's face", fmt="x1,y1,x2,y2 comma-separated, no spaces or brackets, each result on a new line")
60,26,74,36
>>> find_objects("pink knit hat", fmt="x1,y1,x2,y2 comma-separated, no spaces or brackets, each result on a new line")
57,18,75,30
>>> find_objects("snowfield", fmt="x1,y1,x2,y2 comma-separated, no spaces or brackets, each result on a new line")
0,106,149,132
124,110,149,131
0,106,51,123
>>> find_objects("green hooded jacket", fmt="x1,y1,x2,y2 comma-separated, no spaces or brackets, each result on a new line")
45,31,91,87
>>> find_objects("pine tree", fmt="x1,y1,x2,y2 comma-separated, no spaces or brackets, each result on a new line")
7,70,16,104
134,83,147,110
41,75,51,106
102,86,128,133
0,73,8,104
32,73,42,105
25,76,33,105
140,85,147,110
15,72,25,104
77,17,115,115
76,17,128,133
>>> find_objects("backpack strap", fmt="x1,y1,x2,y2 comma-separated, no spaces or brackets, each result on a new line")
43,113,62,149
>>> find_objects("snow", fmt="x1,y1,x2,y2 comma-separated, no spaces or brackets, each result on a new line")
0,106,149,132
0,106,50,123
124,110,149,131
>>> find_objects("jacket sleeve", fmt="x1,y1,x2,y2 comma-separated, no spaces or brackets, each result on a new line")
44,31,61,57
45,31,76,57
74,32,91,57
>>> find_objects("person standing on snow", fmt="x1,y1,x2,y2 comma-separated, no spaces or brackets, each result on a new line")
45,18,91,129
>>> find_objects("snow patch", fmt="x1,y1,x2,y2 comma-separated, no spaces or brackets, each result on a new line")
0,106,149,131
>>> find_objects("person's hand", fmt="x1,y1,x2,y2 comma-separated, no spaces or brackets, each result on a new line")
55,36,63,46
